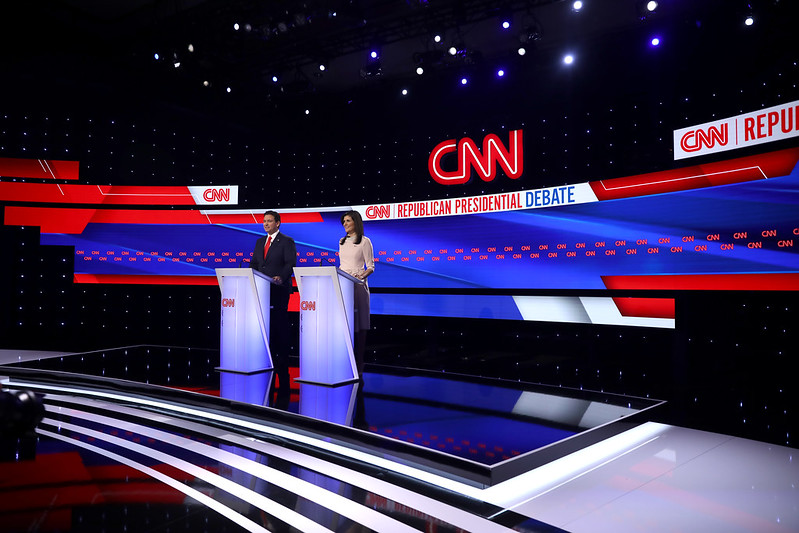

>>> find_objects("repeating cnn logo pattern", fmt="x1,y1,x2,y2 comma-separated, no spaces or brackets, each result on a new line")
428,129,523,185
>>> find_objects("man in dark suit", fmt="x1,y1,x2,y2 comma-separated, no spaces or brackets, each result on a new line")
250,210,296,389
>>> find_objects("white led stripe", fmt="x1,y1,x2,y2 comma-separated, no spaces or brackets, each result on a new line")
479,422,669,508
41,417,334,533
37,428,271,533
46,397,519,533
14,381,484,494
43,406,421,533
598,165,766,191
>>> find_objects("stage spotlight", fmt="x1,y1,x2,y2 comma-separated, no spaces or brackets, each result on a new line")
744,15,754,26
233,22,240,30
416,66,424,75
226,87,232,93
646,1,657,12
272,75,279,82
651,36,660,46
563,54,574,65
460,77,468,85
448,46,458,56
319,63,326,71
572,1,583,12
401,88,408,96
154,52,160,60
187,44,194,53
518,46,527,56
434,34,442,43
203,80,210,87
305,109,310,115
370,50,379,59
497,68,505,77
502,20,511,30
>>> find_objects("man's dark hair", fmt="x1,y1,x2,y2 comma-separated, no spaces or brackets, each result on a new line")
263,210,281,223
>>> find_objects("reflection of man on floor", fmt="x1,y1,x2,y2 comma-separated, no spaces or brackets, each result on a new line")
250,210,296,389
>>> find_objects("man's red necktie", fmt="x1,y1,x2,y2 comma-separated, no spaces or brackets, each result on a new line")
263,235,272,259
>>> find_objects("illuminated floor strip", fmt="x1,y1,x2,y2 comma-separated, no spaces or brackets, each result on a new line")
40,417,335,532
37,428,272,533
14,381,487,494
43,406,422,533
43,400,523,532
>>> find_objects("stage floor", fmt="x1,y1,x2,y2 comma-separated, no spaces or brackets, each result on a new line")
2,346,798,532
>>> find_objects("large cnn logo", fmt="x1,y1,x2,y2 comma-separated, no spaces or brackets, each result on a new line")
428,129,523,185
679,124,729,153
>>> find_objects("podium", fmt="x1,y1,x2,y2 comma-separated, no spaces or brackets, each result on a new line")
215,268,274,374
293,266,361,385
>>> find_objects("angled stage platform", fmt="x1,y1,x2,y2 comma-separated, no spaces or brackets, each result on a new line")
2,346,797,533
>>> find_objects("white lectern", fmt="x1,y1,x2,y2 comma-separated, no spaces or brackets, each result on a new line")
215,268,274,374
293,266,361,385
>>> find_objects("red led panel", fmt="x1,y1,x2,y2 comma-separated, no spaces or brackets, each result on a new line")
0,157,80,180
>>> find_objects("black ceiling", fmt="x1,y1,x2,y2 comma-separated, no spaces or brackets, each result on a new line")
1,0,795,129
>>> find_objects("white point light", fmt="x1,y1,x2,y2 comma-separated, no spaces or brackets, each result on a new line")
646,1,658,12
564,54,574,65
573,1,583,11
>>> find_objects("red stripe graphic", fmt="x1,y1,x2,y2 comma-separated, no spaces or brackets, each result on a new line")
0,183,198,205
0,157,80,180
4,207,323,234
612,297,675,319
602,273,799,291
589,147,799,201
74,274,219,285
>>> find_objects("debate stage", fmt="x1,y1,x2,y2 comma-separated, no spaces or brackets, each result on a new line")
2,346,798,533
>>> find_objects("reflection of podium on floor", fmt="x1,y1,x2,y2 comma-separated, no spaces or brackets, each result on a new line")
293,266,362,385
215,268,275,374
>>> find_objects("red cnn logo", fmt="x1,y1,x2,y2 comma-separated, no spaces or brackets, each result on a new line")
300,301,316,311
679,124,728,152
203,187,231,202
221,298,235,307
428,129,523,185
365,205,391,220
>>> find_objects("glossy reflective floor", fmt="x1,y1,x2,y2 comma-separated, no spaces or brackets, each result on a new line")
2,346,798,533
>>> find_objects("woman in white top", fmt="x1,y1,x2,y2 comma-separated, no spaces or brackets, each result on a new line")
339,210,374,375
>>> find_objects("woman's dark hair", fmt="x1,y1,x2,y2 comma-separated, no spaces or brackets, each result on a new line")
340,210,364,245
